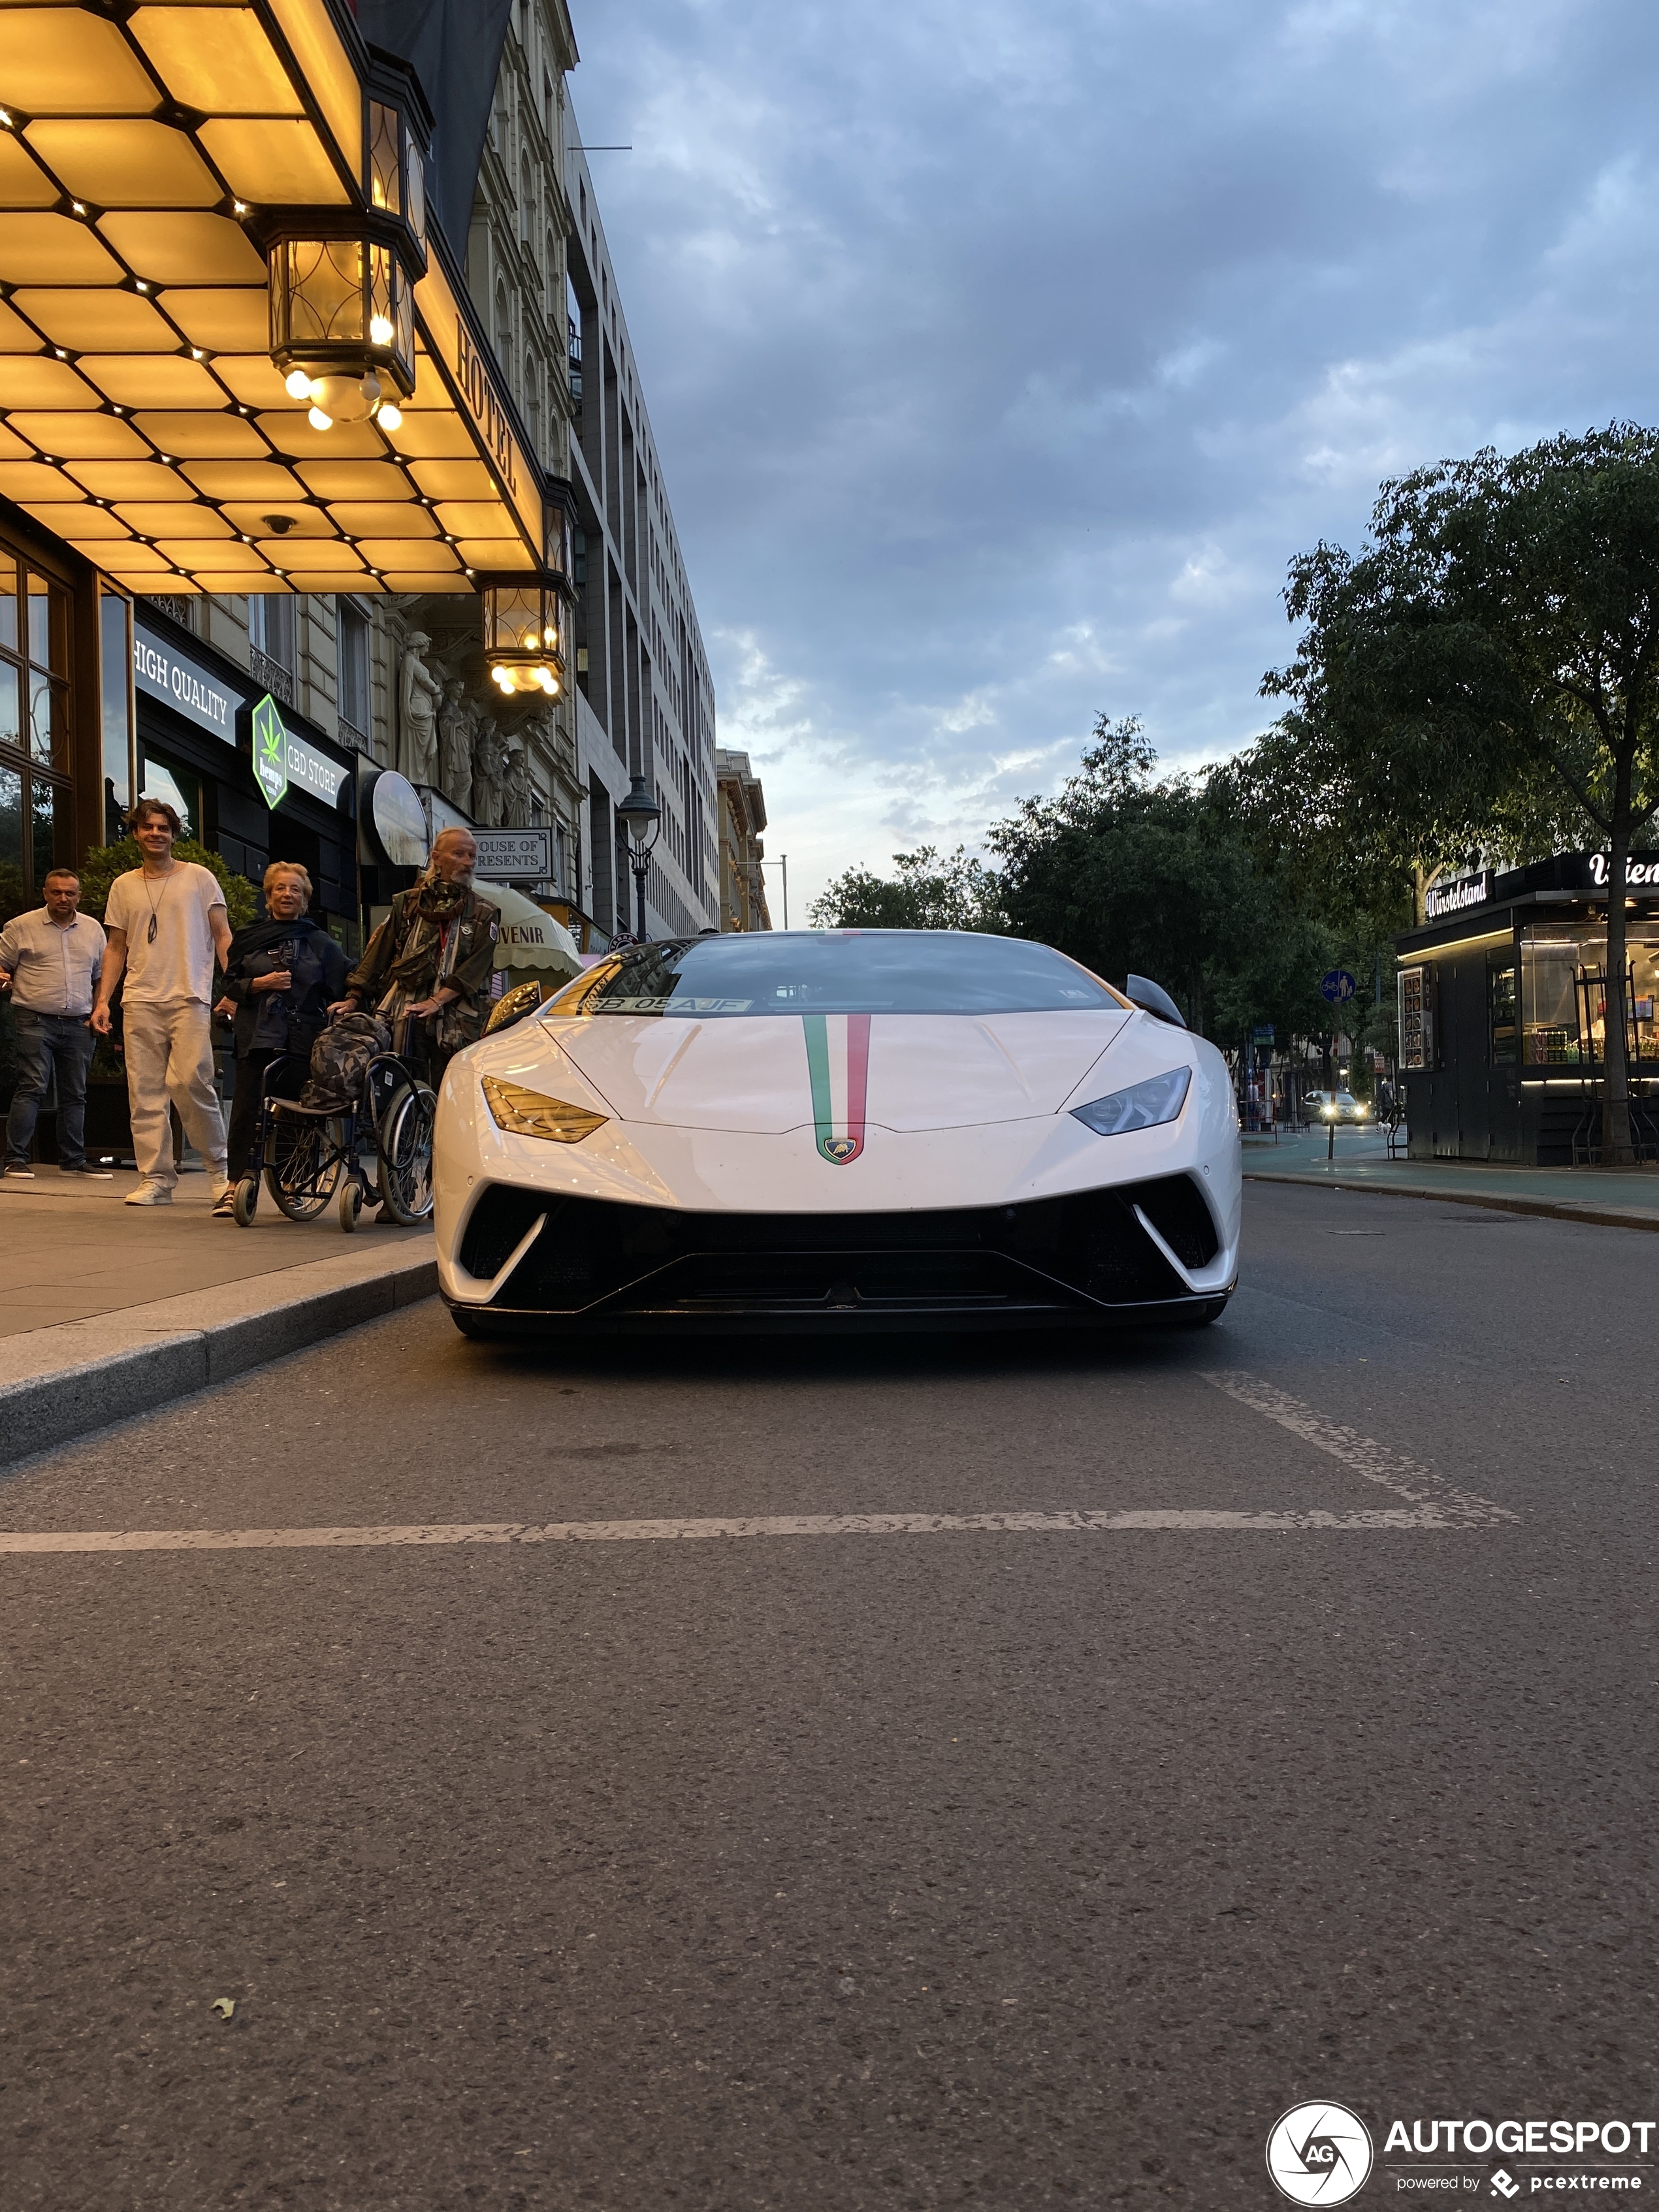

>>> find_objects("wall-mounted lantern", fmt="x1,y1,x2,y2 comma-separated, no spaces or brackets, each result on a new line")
483,579,570,696
265,75,430,433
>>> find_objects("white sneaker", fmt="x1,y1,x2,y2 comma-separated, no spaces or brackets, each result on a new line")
123,1178,174,1206
3,1164,35,1179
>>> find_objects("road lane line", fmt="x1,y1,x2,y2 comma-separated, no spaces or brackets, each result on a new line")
0,1505,1475,1554
1200,1370,1514,1525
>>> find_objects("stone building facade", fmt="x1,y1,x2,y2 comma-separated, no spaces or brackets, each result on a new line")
566,127,719,940
129,0,718,939
715,748,772,933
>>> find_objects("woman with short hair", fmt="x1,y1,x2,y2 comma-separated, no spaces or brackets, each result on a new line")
213,861,349,1219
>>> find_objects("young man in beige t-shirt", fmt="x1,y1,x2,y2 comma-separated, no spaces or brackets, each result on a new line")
91,798,233,1207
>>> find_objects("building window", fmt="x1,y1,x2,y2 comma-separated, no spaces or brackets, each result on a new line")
1489,963,1519,1065
249,596,296,705
338,600,370,745
99,588,134,842
0,543,71,905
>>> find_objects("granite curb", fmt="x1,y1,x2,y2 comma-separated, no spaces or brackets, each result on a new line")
0,1242,437,1471
1244,1168,1659,1234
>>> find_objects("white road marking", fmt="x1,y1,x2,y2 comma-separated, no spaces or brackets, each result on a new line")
1200,1369,1514,1526
0,1505,1472,1554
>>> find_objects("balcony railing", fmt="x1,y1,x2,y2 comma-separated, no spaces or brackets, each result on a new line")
250,645,295,707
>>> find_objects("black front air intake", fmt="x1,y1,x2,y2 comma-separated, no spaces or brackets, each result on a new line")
459,1173,1221,1319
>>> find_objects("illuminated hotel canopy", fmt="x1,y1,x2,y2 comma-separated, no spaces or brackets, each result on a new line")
0,1,543,598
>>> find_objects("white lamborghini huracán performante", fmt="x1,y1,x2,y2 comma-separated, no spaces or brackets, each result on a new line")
434,931,1242,1336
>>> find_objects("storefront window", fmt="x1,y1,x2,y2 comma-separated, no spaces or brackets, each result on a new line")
138,750,201,841
0,538,71,905
31,777,58,884
1489,964,1519,1063
99,588,134,837
0,764,22,909
1521,925,1659,1065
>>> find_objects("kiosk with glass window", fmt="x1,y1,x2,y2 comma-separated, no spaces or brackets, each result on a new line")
1395,855,1659,1163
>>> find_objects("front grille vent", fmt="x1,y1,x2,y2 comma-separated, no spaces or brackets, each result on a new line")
460,1173,1222,1319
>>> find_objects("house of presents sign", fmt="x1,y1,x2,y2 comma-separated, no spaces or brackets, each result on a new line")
251,695,351,814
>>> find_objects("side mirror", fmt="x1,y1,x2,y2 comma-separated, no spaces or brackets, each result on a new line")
1124,974,1186,1028
484,978,547,1036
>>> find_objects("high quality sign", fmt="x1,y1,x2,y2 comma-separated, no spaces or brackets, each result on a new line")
133,625,242,746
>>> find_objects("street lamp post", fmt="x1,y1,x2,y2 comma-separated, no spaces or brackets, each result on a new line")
615,775,661,942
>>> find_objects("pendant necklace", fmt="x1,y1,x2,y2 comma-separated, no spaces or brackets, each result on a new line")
142,867,172,945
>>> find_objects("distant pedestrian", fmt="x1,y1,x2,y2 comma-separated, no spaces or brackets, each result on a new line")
0,869,110,1179
213,862,349,1218
90,798,232,1208
330,828,498,1086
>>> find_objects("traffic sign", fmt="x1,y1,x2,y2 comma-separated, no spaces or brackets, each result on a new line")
1320,969,1357,1005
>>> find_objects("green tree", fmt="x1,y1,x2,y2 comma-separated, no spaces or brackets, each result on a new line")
809,844,1007,932
1259,423,1659,1160
987,716,1339,1044
76,837,257,931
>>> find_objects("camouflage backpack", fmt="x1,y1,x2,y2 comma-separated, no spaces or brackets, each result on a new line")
298,1011,391,1112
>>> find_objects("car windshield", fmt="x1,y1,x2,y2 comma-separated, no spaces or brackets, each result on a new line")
553,931,1125,1018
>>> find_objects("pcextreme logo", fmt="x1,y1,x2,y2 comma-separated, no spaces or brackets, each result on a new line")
1268,2104,1375,2204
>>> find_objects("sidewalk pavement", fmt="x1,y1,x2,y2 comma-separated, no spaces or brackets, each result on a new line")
1244,1127,1659,1230
0,1166,435,1469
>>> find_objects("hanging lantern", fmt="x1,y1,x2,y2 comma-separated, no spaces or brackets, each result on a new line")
265,82,428,433
484,579,570,696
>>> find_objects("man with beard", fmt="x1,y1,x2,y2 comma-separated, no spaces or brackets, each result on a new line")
329,827,498,1085
212,862,349,1219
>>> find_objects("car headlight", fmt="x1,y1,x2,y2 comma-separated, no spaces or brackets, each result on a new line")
1070,1065,1190,1136
480,1074,607,1144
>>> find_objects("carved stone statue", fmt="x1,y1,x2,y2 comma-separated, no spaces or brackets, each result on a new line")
471,713,506,826
437,679,474,814
502,740,536,829
398,632,442,786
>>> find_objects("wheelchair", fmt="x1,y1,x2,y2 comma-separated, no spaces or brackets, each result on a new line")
230,1027,438,1234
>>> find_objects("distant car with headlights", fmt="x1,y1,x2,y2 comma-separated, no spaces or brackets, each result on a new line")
1303,1089,1370,1123
433,930,1242,1336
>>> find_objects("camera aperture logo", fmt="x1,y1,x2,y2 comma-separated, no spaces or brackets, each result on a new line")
1268,2103,1376,2205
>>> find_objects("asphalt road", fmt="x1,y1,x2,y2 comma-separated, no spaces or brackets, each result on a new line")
3,1179,1656,2210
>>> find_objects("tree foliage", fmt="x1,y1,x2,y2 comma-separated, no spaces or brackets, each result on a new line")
988,716,1395,1045
1250,423,1659,1153
809,844,1007,933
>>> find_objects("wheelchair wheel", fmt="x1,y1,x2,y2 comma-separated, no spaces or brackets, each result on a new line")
265,1112,345,1221
338,1178,362,1234
377,1082,436,1225
232,1176,259,1228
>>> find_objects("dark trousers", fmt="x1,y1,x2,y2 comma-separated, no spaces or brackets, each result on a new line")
7,1010,94,1168
225,1048,280,1182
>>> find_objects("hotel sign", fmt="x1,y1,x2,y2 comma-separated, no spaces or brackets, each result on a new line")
413,257,543,558
133,624,242,745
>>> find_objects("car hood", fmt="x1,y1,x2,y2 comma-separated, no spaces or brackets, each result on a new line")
542,1008,1133,1133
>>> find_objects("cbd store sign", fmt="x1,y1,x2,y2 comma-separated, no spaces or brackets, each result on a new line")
252,694,290,811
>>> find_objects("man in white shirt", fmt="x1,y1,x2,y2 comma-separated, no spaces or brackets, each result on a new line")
90,797,233,1208
0,869,110,1179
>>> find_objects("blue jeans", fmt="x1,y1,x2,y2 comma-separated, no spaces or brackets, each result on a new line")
7,1010,95,1168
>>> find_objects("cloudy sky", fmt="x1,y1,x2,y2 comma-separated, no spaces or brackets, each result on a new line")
571,0,1659,916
